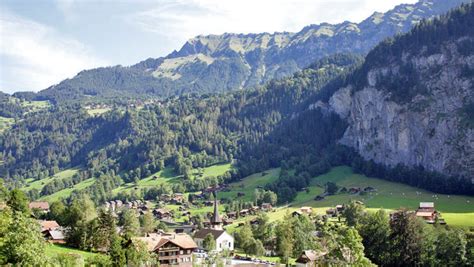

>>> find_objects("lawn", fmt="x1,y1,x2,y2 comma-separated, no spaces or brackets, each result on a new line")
22,168,80,192
218,168,280,202
40,178,95,202
113,163,233,195
294,166,474,214
45,244,97,260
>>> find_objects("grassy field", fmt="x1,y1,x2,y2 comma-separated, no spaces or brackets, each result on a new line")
218,168,280,202
40,178,95,202
113,163,232,195
222,166,474,227
86,108,111,116
45,244,97,260
22,168,80,192
21,100,50,110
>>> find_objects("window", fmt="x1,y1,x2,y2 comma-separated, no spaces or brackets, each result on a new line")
180,250,183,255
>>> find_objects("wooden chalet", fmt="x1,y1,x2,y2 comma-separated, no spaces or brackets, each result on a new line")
261,203,273,211
133,233,197,267
29,201,50,212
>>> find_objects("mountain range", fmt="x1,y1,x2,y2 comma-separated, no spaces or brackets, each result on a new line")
22,0,469,103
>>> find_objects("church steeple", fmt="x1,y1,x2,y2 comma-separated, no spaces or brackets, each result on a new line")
210,191,222,230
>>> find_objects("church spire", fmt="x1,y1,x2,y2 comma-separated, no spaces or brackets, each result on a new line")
210,191,222,230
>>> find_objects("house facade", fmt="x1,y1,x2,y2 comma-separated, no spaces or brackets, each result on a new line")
194,229,234,252
134,233,197,267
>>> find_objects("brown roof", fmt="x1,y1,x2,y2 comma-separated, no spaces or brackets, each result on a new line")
39,220,60,231
29,201,49,210
133,236,162,252
156,234,197,250
133,233,197,252
193,229,226,240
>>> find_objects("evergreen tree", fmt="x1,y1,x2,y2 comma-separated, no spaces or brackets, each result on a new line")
203,233,216,251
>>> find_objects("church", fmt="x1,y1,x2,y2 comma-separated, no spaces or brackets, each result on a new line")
193,193,234,252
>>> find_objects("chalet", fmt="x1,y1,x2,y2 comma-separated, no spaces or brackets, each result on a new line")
325,208,337,217
154,208,172,220
300,207,313,215
249,206,260,214
348,187,361,194
415,202,443,224
335,205,344,213
295,250,327,266
261,203,273,211
134,233,197,267
39,220,60,232
160,194,172,202
43,229,65,244
29,201,50,212
171,193,185,205
239,209,250,217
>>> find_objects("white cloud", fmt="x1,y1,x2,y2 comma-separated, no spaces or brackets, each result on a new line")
0,10,106,93
131,0,418,42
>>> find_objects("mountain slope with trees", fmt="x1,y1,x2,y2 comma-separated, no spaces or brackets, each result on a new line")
1,3,473,204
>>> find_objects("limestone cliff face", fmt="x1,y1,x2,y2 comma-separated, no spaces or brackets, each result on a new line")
328,38,474,177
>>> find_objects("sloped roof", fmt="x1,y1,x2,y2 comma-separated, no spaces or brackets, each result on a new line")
133,236,162,252
29,202,49,210
416,211,435,217
420,202,434,208
133,233,197,252
156,234,197,250
194,229,226,240
39,220,60,231
47,230,65,240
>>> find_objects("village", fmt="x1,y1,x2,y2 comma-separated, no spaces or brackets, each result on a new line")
27,187,447,267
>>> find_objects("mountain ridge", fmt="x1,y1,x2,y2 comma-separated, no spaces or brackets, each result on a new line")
33,0,469,103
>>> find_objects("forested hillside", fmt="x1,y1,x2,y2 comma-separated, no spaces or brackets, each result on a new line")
1,2,473,205
30,0,468,103
0,55,362,202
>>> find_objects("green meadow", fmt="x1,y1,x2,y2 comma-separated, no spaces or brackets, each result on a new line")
223,166,474,227
45,244,98,260
113,163,232,195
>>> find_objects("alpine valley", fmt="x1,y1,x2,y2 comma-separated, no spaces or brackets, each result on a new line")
0,0,473,266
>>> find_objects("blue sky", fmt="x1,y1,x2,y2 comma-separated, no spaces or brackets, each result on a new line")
0,0,417,93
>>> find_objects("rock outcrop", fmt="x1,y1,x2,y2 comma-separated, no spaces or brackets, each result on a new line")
328,38,474,177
